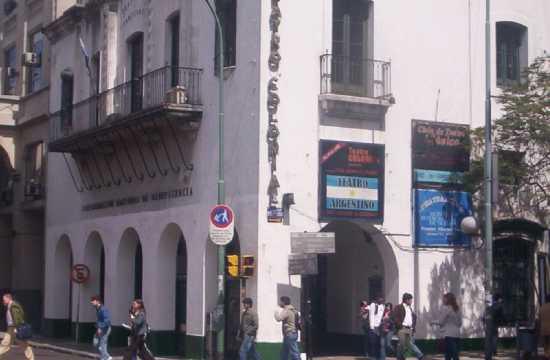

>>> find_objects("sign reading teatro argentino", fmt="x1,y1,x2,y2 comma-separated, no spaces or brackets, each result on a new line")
319,141,384,221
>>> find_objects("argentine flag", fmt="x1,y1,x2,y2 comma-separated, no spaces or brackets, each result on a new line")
326,175,379,212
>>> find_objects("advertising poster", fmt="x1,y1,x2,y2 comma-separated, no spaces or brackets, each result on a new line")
414,189,472,247
319,141,384,221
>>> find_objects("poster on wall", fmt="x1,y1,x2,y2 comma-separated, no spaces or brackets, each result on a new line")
414,189,472,247
319,141,384,221
412,120,470,188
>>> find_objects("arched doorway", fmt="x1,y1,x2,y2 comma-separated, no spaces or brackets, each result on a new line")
157,223,187,356
52,235,73,336
82,232,106,324
114,228,142,325
308,221,398,356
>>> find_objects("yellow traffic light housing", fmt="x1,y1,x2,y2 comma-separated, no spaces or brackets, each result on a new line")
226,255,239,278
240,255,255,278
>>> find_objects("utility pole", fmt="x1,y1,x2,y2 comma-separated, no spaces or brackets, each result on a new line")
203,1,226,359
483,0,494,359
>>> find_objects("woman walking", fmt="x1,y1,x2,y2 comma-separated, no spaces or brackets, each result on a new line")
380,302,395,360
433,293,462,360
123,299,155,360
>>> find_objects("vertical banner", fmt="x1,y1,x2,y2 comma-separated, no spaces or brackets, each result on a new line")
319,141,384,221
411,120,471,247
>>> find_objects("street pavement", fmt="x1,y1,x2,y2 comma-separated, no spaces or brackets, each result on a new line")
2,345,88,359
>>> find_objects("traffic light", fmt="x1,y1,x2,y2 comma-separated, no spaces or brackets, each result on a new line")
226,255,239,278
240,255,255,278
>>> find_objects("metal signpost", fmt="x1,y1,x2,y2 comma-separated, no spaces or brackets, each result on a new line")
71,264,90,344
291,232,335,254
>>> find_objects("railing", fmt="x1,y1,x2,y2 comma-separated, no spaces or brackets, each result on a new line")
320,54,391,99
50,66,202,141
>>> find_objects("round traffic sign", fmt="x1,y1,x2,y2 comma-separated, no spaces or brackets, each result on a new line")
71,264,90,284
209,204,235,245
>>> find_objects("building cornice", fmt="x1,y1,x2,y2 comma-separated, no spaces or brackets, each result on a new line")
43,4,84,43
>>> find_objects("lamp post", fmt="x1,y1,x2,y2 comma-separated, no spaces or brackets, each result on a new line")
483,0,494,359
203,1,226,359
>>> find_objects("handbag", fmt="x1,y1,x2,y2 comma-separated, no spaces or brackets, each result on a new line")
16,323,33,340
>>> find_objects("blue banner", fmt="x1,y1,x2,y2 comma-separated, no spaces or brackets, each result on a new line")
414,189,472,247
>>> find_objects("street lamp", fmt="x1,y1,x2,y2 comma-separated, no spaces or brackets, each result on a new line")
203,1,226,359
483,0,494,359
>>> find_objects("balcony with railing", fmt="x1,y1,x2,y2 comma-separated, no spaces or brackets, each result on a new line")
49,66,203,152
319,54,393,120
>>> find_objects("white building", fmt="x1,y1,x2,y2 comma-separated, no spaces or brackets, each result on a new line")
41,0,550,358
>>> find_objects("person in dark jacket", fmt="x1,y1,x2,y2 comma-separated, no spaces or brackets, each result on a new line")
392,293,424,360
123,299,155,360
90,295,112,360
0,293,34,360
238,297,262,360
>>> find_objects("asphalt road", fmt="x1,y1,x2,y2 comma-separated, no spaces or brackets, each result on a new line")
2,346,89,359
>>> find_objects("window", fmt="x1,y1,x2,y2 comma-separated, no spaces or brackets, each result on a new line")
214,0,236,71
60,70,74,128
24,141,45,199
27,31,44,93
3,46,16,95
497,22,527,86
168,14,180,86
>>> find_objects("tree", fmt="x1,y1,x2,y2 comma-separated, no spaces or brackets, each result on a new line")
464,55,550,225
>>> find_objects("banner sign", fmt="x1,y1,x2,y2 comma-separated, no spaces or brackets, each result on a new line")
412,120,470,179
414,189,472,247
319,141,384,221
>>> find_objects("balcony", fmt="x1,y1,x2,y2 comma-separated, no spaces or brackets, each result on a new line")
49,66,203,151
319,54,393,121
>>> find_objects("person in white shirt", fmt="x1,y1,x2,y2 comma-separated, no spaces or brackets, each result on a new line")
392,293,425,360
368,297,385,359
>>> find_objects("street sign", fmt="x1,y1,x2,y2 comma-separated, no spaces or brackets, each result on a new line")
209,204,235,245
71,264,90,284
289,254,318,275
291,232,335,254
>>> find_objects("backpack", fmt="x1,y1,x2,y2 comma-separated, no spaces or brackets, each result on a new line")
293,310,303,332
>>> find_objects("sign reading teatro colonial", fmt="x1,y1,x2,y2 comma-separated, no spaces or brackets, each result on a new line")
319,141,384,221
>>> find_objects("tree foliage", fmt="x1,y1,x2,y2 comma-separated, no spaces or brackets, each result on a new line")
465,55,550,225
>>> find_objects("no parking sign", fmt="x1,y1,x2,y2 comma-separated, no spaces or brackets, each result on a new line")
209,204,235,245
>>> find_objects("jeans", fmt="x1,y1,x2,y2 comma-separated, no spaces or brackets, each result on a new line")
280,332,300,360
397,329,424,360
380,331,395,360
94,327,111,360
362,326,370,356
444,337,460,360
240,335,262,360
410,336,424,359
369,329,380,359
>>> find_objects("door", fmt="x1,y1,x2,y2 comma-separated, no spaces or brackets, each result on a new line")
129,34,144,112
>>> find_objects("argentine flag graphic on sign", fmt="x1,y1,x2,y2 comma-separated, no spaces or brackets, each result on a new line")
326,175,379,212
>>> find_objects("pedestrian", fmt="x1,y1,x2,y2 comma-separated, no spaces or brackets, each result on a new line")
380,302,395,360
392,293,425,360
432,293,462,360
90,295,112,360
369,296,384,359
0,293,34,360
274,296,300,360
539,295,550,359
359,300,370,357
123,299,155,360
238,297,262,360
487,294,505,357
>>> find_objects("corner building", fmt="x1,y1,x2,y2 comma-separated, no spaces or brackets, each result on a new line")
43,0,550,359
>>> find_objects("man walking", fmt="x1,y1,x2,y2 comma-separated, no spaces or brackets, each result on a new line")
392,293,424,360
238,297,262,360
0,293,34,360
369,297,384,359
91,295,112,360
274,296,300,360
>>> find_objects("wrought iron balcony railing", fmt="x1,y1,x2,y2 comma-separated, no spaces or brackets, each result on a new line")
50,66,202,142
320,54,391,99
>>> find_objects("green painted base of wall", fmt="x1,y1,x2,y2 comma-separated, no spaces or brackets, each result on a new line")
185,334,205,359
42,318,71,338
13,290,42,331
71,322,96,343
256,342,283,360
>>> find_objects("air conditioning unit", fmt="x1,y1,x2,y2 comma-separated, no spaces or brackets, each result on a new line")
6,67,17,77
24,180,42,198
22,52,39,67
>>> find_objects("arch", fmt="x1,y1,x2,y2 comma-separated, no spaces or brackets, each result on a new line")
113,228,142,324
81,231,106,322
309,220,399,355
52,235,73,321
0,145,13,192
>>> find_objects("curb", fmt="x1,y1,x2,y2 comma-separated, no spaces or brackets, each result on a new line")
29,341,100,359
